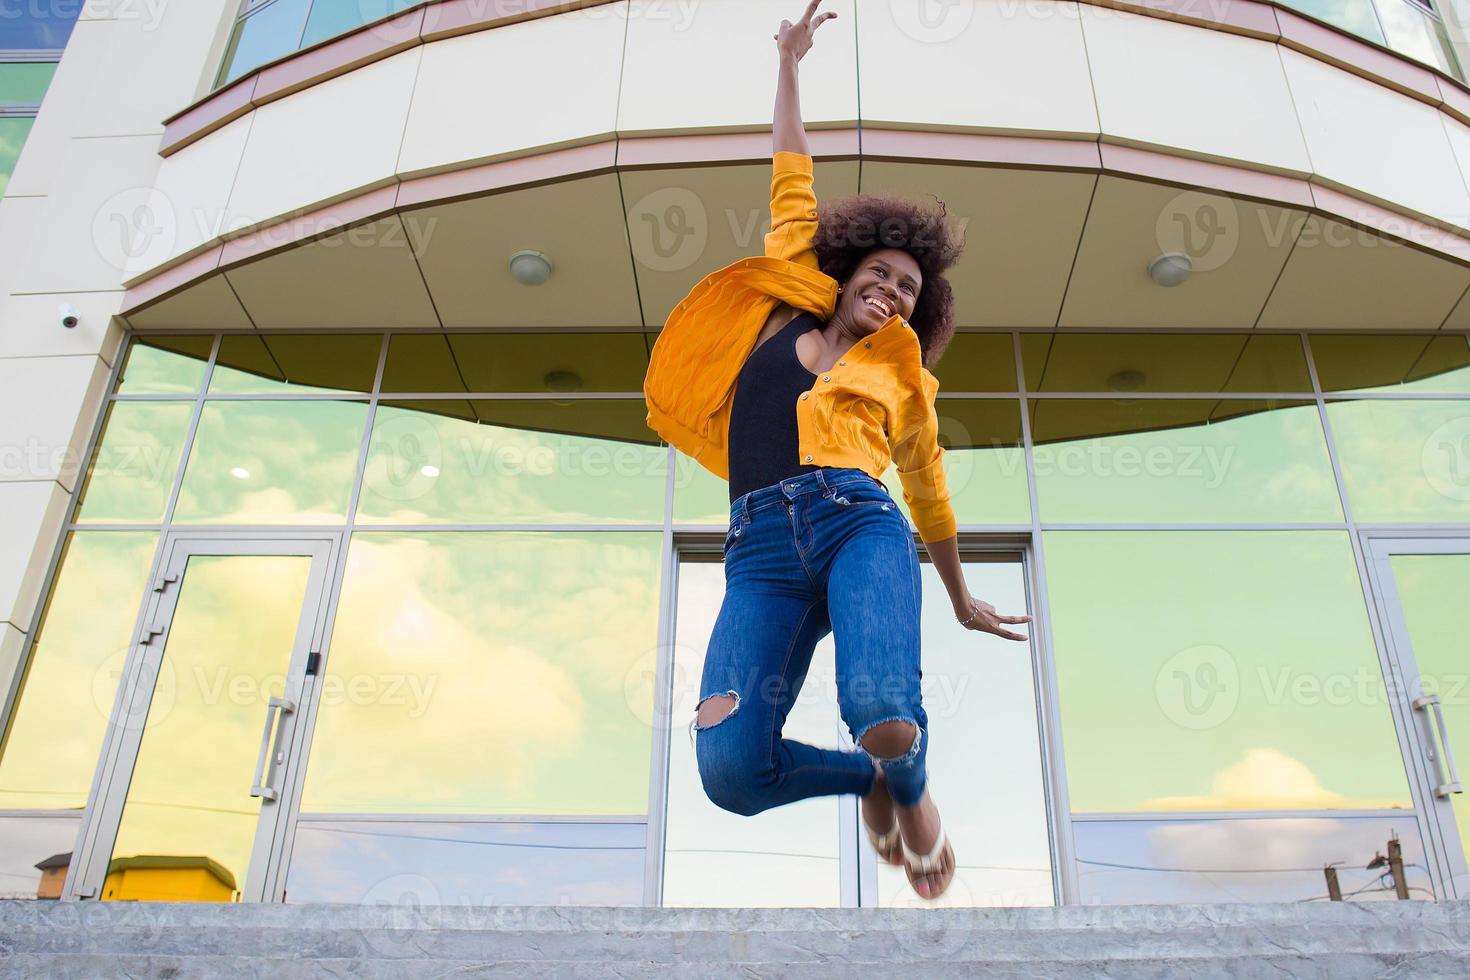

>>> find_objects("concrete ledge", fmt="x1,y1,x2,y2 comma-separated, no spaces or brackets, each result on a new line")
3,899,1469,977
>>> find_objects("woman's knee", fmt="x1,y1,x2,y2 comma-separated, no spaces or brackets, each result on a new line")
692,704,770,817
858,718,922,761
695,746,769,817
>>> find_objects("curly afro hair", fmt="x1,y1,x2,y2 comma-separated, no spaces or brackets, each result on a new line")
811,191,965,368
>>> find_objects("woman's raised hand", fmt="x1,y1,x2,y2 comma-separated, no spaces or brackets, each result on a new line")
775,0,837,63
955,596,1032,641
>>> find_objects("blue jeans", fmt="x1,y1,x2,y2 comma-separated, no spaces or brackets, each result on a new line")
691,466,930,814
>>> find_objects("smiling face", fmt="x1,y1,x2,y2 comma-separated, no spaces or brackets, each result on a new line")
838,247,924,333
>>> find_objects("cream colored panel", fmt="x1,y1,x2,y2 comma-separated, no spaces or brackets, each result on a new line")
228,47,422,227
1438,112,1470,223
0,292,127,364
126,275,255,332
15,134,164,295
862,161,1094,327
399,13,623,176
0,197,43,302
625,159,860,327
0,355,112,492
1282,49,1470,230
858,0,1096,136
122,114,254,280
1061,177,1304,328
4,20,110,198
70,0,237,138
1082,8,1310,174
619,0,857,133
225,216,439,329
407,175,640,328
0,481,70,632
1259,216,1470,329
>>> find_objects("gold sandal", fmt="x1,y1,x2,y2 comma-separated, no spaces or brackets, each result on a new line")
864,817,904,866
901,813,955,900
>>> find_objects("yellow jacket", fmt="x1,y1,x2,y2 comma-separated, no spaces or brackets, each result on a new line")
643,150,957,543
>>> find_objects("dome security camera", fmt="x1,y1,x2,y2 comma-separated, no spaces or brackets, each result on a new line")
59,303,80,329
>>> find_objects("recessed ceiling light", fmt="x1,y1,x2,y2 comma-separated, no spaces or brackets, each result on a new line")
509,249,553,285
229,466,250,479
1107,369,1146,392
544,369,582,393
1148,252,1192,287
420,464,441,478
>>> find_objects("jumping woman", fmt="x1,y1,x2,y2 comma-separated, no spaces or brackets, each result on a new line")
642,0,1031,902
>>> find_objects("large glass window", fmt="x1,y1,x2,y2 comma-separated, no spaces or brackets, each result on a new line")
1032,399,1342,523
1044,529,1413,813
0,532,159,811
1327,399,1470,523
13,328,1470,909
300,531,663,815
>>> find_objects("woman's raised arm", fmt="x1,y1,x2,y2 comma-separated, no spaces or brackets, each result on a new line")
773,0,835,157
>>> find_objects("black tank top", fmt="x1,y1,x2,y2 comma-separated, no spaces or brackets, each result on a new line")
728,311,823,501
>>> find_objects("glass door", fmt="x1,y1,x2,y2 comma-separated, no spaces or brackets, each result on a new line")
658,546,1054,907
68,533,338,902
1364,535,1470,900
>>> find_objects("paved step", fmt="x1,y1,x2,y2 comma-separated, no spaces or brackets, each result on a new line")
4,899,1470,977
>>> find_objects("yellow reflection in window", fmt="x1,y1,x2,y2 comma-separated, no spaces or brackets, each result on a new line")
1044,530,1411,813
301,531,662,815
1032,399,1341,523
1389,554,1470,865
103,555,312,903
173,401,367,524
1327,399,1470,523
115,336,212,395
355,401,664,524
0,532,158,810
75,402,193,524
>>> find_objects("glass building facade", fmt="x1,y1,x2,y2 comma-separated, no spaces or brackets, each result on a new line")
210,0,1465,85
4,329,1470,907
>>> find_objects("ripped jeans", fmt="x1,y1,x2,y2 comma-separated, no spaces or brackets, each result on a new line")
691,466,930,814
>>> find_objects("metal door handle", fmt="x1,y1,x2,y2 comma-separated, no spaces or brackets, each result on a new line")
1414,694,1463,798
249,696,296,801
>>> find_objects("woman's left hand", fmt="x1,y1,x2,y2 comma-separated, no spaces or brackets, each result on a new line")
955,595,1031,641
